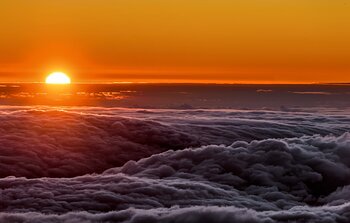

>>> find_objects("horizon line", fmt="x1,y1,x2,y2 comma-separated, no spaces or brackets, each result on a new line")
0,81,349,85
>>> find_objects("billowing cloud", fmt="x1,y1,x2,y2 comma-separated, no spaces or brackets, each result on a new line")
0,107,349,179
0,109,200,178
1,107,350,222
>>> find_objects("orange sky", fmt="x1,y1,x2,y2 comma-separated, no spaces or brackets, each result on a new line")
0,0,349,83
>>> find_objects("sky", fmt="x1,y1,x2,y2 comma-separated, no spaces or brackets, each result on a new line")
0,0,349,83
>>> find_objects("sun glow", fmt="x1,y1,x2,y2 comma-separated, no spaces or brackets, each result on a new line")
45,72,71,84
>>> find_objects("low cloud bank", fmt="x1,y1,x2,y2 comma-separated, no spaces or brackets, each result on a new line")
1,107,350,222
0,108,349,178
0,109,199,178
1,133,350,222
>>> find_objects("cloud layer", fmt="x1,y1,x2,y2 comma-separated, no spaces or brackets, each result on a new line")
0,107,349,178
0,109,200,178
0,107,350,222
1,134,350,222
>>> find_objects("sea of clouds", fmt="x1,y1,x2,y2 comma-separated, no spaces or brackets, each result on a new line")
0,107,350,222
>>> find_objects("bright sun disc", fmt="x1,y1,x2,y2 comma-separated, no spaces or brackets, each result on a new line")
45,72,71,84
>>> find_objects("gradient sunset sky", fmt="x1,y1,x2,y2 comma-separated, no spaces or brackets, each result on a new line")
0,0,349,83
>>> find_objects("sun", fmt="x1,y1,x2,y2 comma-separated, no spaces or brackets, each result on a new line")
45,72,71,84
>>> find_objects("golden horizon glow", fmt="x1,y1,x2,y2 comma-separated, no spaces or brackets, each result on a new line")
45,72,71,84
0,1,349,83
